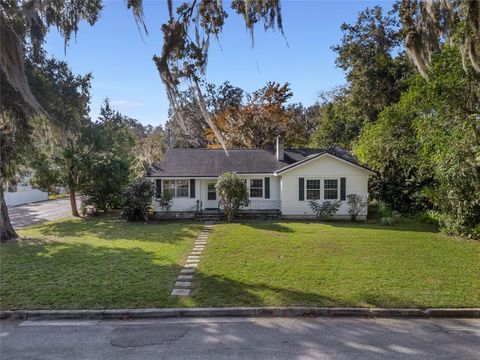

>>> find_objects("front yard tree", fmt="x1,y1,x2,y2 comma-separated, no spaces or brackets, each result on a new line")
29,57,92,217
0,0,284,242
0,0,101,241
79,102,135,215
216,172,249,222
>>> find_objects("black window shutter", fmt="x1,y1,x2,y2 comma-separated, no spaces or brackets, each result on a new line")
155,179,162,198
299,177,305,201
264,177,270,199
340,177,346,200
190,179,196,198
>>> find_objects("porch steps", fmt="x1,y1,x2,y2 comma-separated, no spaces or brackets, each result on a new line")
195,213,224,221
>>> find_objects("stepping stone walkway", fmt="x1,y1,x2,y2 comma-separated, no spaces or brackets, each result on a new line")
171,221,213,297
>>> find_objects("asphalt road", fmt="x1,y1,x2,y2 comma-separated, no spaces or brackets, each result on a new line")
7,198,74,229
1,317,479,360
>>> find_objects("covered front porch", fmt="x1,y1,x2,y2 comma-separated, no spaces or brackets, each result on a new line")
152,176,282,215
151,177,282,220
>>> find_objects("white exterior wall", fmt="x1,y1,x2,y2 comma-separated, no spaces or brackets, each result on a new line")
152,178,200,212
149,155,371,217
279,155,370,218
151,175,282,212
241,175,281,210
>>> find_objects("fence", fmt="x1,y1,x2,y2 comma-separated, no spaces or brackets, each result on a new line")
5,189,48,207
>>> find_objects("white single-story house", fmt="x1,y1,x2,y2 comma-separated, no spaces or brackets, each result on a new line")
147,137,375,219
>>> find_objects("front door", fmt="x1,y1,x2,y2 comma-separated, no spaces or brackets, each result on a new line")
204,181,218,209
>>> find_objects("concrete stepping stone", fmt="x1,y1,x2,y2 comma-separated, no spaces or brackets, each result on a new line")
171,288,190,296
178,274,193,280
171,222,213,297
181,268,195,274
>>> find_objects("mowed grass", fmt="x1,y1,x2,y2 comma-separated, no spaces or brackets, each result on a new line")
193,221,480,308
2,218,479,310
1,218,203,310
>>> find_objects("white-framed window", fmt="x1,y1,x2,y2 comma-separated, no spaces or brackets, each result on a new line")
207,183,217,200
163,179,189,198
249,179,263,198
324,179,339,200
163,180,176,198
306,179,321,200
176,179,189,197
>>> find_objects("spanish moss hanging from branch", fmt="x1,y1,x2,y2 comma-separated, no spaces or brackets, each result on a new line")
399,0,480,79
152,0,284,151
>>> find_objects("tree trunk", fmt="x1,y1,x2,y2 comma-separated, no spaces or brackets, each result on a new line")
0,188,18,242
69,185,80,217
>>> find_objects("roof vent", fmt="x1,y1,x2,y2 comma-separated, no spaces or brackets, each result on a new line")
276,136,284,161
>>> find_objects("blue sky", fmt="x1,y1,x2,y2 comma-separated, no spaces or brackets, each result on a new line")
45,0,393,126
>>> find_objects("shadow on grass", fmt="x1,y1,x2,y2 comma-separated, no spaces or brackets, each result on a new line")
1,238,187,310
2,235,427,310
34,216,202,243
241,218,439,234
191,273,425,309
239,221,294,233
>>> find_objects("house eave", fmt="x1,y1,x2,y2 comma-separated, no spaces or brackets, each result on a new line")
274,152,376,176
146,172,276,179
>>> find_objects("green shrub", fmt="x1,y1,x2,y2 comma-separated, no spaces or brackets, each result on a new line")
414,210,439,225
378,201,400,225
121,179,155,222
309,200,341,220
346,194,367,221
158,191,173,213
430,211,480,239
216,172,249,222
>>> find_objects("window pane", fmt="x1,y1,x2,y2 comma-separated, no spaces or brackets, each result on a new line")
250,179,263,188
163,189,175,197
207,183,216,200
324,189,338,200
306,179,320,189
163,180,176,197
176,180,189,197
324,179,338,189
249,179,263,198
250,188,263,198
306,179,321,200
164,180,175,188
306,190,320,200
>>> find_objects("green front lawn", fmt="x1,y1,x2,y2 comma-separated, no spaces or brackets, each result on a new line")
1,218,202,310
1,218,479,310
194,221,480,308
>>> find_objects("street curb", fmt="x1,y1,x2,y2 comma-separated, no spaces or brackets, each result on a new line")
1,307,479,321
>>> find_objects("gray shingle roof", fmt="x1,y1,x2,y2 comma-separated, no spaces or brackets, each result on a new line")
147,147,372,177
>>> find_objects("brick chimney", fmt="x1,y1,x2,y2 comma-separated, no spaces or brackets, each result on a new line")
276,135,284,161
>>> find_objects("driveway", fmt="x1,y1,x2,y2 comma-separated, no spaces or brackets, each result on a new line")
1,317,479,360
8,198,74,229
